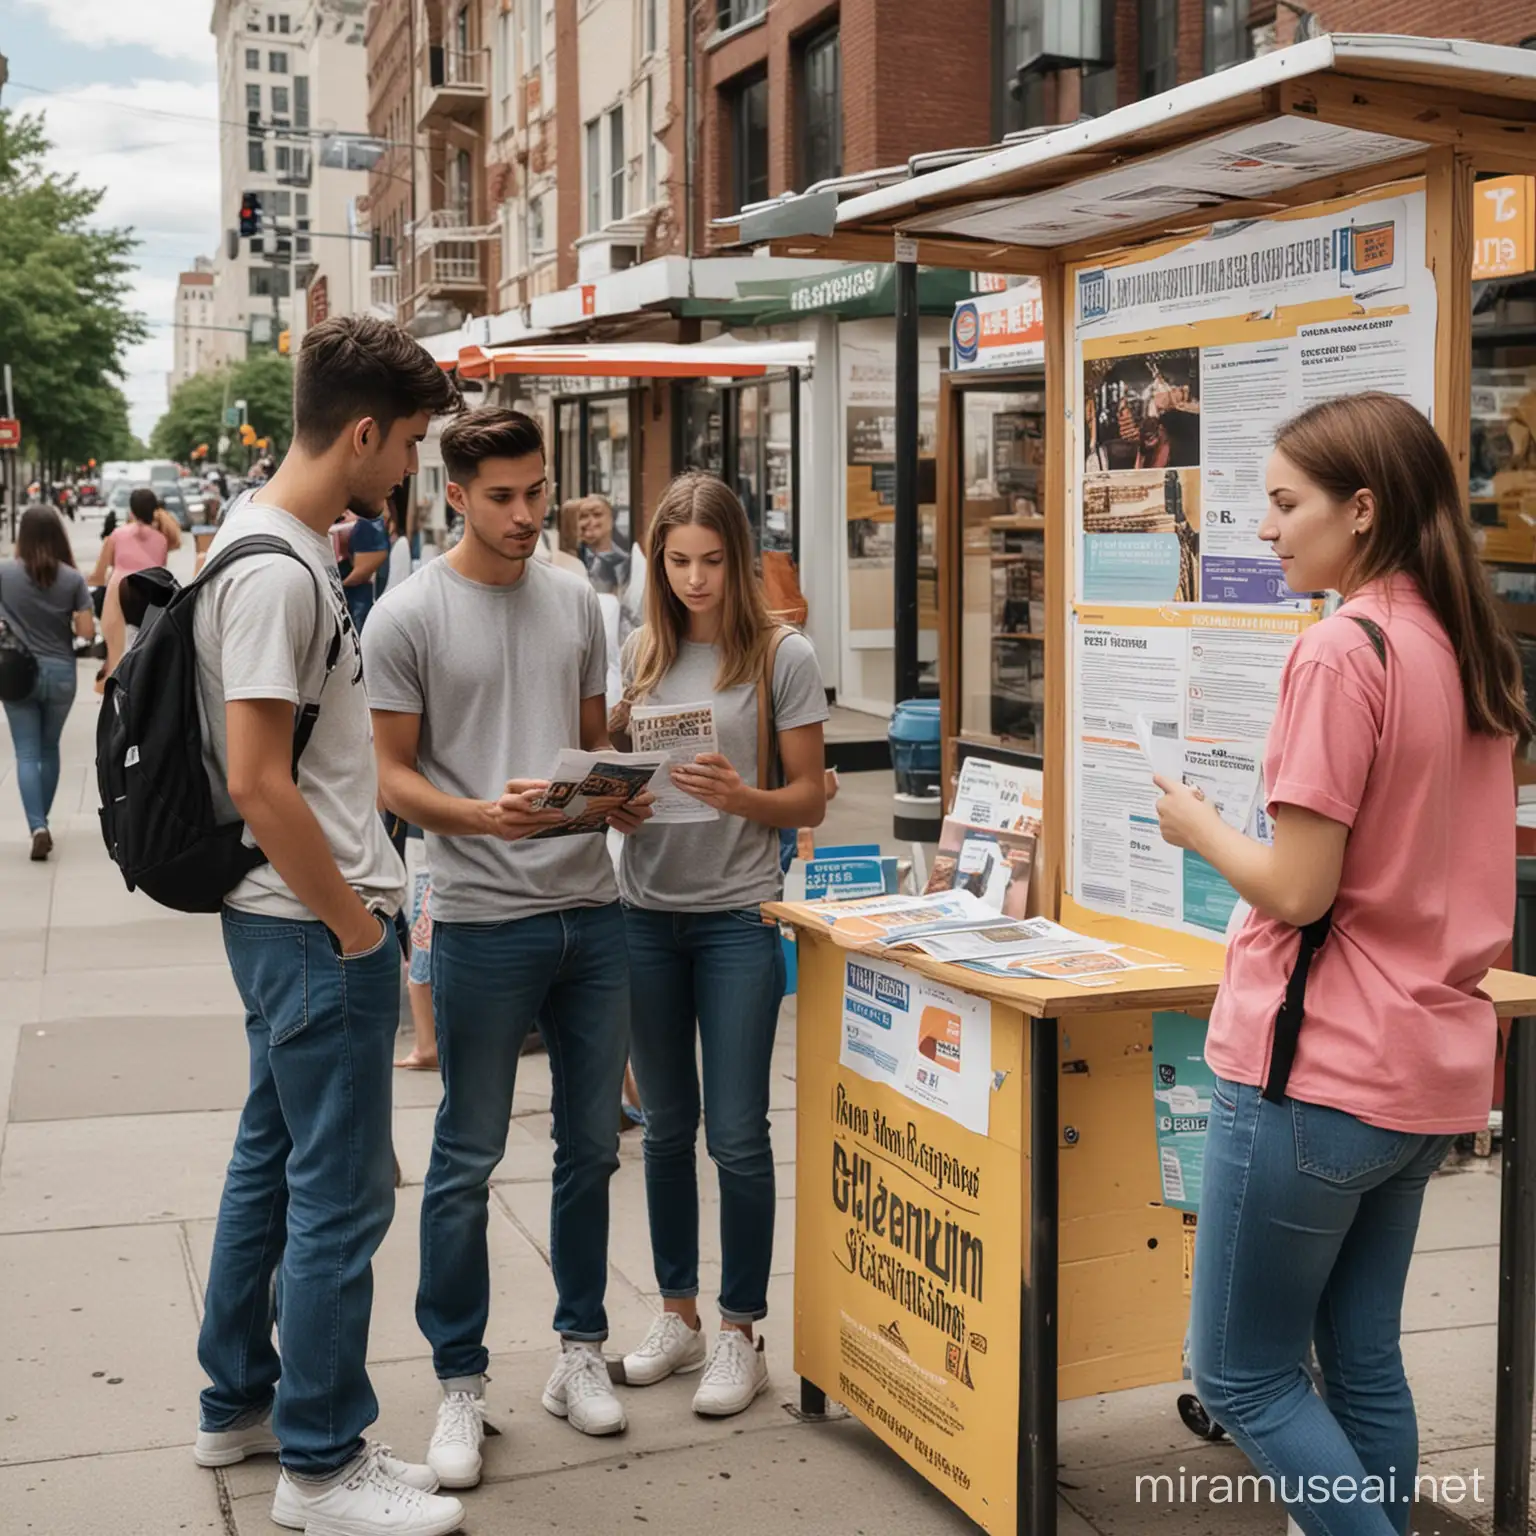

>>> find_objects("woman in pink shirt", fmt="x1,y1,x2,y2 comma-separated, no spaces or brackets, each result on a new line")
89,487,173,679
1155,392,1526,1536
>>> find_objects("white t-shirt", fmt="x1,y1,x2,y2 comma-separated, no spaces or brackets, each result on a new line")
193,500,406,920
386,535,413,593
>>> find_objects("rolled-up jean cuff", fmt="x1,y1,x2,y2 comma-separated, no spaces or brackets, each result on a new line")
720,1304,768,1326
558,1328,609,1344
658,1286,699,1301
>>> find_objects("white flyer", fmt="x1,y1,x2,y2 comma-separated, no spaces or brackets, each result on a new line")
899,916,1113,966
627,701,719,825
840,954,992,1135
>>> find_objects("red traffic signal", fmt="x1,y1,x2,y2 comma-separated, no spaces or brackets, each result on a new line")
239,192,262,239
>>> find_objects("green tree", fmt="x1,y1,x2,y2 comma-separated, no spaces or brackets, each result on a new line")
151,352,294,464
0,109,147,469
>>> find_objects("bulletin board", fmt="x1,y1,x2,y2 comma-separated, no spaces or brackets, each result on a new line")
1058,183,1440,965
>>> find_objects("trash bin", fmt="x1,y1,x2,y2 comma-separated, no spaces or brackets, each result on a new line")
889,699,942,843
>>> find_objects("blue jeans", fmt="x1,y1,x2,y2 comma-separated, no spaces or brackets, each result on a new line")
4,655,76,832
1189,1078,1454,1536
199,910,400,1477
418,903,629,1374
623,904,785,1324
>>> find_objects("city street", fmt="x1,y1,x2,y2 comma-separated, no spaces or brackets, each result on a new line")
0,521,1521,1536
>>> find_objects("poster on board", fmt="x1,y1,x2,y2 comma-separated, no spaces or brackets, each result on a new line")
1066,187,1436,947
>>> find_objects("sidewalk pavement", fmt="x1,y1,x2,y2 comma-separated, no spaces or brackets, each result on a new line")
0,522,1524,1535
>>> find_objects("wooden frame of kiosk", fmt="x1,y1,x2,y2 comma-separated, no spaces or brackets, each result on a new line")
752,33,1536,1536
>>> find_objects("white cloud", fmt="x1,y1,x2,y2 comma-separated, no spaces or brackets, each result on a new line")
34,80,223,439
17,0,219,66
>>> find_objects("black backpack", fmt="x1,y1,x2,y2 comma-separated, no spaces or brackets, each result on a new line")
96,535,341,913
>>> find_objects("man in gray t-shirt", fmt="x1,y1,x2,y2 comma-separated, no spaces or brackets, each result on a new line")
363,407,648,1481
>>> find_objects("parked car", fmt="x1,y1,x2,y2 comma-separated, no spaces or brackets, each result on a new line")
159,488,192,531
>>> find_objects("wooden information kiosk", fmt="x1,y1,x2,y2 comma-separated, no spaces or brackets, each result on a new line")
756,33,1536,1536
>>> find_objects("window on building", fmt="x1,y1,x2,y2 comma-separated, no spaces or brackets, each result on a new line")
247,137,266,172
294,76,309,128
275,145,290,174
1139,0,1177,96
525,0,542,72
717,0,766,30
799,25,841,189
729,70,769,210
608,105,626,222
267,13,276,28
1081,62,1117,115
644,76,657,205
269,50,289,73
246,48,261,70
278,12,290,31
449,147,473,221
454,3,470,54
530,193,546,254
585,117,602,230
644,0,657,54
296,193,308,216
246,83,261,113
1204,0,1250,73
249,266,291,298
494,6,515,135
274,191,292,217
271,85,290,115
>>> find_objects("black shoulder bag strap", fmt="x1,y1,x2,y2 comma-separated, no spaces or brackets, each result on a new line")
1261,614,1387,1105
194,535,343,782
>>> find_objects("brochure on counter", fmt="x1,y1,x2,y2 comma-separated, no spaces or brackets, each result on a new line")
626,700,719,824
924,756,1043,916
526,749,668,839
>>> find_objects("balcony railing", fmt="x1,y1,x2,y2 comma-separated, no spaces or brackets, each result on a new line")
420,242,482,289
419,45,490,127
439,46,486,87
412,206,499,244
369,268,399,316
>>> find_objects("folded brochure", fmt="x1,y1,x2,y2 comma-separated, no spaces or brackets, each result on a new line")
526,749,669,839
627,700,720,825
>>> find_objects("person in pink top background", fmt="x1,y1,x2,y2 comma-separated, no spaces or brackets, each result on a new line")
89,486,176,680
1153,392,1527,1536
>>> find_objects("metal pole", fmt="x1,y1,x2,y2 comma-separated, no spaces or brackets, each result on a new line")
893,248,920,704
1495,1013,1536,1535
1022,1015,1060,1536
789,368,802,571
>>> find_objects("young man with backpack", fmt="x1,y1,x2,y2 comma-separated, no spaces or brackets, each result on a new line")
184,316,465,1536
360,408,650,1491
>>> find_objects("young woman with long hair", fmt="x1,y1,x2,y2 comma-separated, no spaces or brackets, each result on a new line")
615,472,828,1415
1154,392,1526,1536
0,506,95,860
89,486,174,680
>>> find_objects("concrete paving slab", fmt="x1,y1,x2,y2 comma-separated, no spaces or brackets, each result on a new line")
0,1108,240,1232
0,1022,19,1129
1417,1443,1535,1534
0,1224,204,1463
9,1014,251,1121
1413,1167,1504,1254
1402,1247,1498,1333
0,1445,225,1535
0,976,42,1029
42,916,227,976
1404,1323,1499,1454
0,934,46,984
39,962,242,1023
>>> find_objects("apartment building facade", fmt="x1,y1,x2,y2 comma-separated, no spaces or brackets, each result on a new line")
170,259,219,392
209,0,373,366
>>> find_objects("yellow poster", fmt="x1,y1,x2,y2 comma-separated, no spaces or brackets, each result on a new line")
796,965,1021,1530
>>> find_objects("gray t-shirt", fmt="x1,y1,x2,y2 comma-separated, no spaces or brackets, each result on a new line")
360,555,614,923
618,631,828,912
193,501,407,920
0,560,90,662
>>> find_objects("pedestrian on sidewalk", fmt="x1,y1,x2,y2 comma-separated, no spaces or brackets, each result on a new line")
190,314,465,1536
1152,392,1526,1536
612,473,828,1416
0,505,95,861
362,406,652,1493
88,488,176,682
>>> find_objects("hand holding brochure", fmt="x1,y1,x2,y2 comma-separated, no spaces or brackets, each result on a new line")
627,701,719,825
526,748,669,839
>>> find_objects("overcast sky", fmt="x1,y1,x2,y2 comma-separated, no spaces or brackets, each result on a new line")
8,0,222,440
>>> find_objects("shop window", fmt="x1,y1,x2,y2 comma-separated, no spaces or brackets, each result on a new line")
799,25,842,190
729,70,769,211
1204,0,1250,74
1139,0,1177,97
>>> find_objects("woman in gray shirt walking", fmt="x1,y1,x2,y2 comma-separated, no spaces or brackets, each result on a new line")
614,473,828,1417
0,506,94,859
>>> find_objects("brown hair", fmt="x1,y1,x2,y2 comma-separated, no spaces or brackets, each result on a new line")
440,405,545,483
294,314,461,453
128,487,158,524
15,505,75,589
557,498,584,556
631,472,774,696
1275,392,1529,738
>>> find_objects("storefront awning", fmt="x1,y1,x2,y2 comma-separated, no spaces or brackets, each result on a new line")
456,339,817,380
687,262,985,322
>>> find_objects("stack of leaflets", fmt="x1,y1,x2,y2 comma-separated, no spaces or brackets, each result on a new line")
527,749,669,839
925,756,1042,916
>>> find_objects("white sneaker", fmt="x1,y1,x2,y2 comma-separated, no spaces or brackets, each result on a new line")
621,1313,707,1387
193,1410,280,1467
541,1342,627,1436
426,1391,485,1489
692,1330,770,1418
270,1445,461,1536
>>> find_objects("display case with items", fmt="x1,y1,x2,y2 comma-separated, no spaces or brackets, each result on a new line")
947,381,1047,759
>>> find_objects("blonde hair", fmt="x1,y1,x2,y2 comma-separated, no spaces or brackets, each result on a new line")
557,497,584,557
631,472,774,697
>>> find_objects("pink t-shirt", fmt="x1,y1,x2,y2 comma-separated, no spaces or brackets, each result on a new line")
1206,574,1514,1134
111,520,170,576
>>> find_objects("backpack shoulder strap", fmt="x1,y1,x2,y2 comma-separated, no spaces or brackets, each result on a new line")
756,625,793,791
1262,612,1387,1105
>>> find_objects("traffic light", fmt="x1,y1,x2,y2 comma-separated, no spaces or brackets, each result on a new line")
239,192,262,239
278,329,291,355
239,423,257,447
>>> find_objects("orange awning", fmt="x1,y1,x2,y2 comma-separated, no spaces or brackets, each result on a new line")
455,340,815,380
